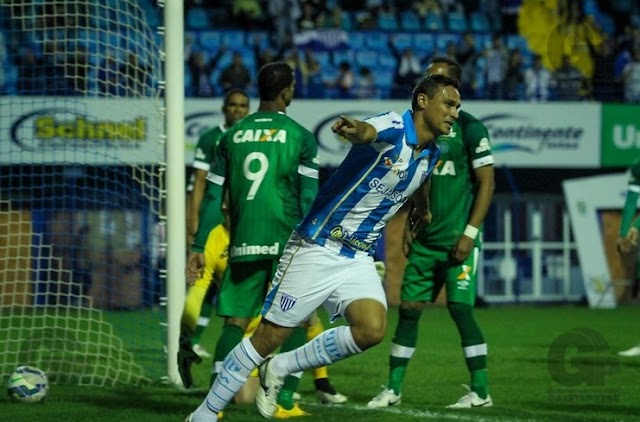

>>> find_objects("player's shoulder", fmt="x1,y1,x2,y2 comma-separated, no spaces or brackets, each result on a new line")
199,125,224,141
457,110,484,127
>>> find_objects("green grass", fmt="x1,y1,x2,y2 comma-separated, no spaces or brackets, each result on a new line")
2,305,640,421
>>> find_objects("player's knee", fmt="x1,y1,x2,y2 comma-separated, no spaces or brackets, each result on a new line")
351,314,387,350
447,302,473,323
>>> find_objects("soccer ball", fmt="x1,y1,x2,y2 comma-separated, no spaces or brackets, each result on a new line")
7,365,49,403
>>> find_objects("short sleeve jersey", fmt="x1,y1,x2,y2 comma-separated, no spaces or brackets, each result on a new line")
208,111,319,263
297,110,441,258
417,110,494,248
187,124,225,192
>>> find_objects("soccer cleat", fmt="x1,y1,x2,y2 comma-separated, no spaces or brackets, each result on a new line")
274,403,310,419
367,387,401,408
618,345,640,357
316,390,348,404
178,334,202,389
446,385,493,409
257,357,285,419
193,344,213,359
184,411,222,421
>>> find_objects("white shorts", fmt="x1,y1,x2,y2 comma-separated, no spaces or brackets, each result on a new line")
262,233,388,328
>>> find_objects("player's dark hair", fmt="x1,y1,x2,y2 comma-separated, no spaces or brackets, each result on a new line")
411,74,459,109
257,62,294,101
223,88,249,107
427,55,462,84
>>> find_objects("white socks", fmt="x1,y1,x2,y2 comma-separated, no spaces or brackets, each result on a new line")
271,326,362,377
195,337,265,419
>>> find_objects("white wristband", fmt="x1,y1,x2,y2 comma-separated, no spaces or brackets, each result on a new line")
463,224,479,240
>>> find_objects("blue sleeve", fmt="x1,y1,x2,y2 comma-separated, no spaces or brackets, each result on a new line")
364,112,404,145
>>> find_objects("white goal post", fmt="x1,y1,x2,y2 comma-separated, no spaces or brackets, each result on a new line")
0,0,185,387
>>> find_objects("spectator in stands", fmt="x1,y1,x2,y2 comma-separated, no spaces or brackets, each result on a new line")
353,66,376,99
15,46,46,95
284,48,309,97
622,48,640,103
218,51,252,94
524,54,552,101
504,48,525,101
304,51,324,98
64,45,89,96
97,53,121,96
456,33,481,99
591,36,621,102
267,0,301,48
328,60,354,99
413,0,442,19
188,48,225,97
552,55,587,101
389,37,423,98
484,35,507,100
120,52,151,97
252,33,284,70
298,2,319,31
233,0,264,29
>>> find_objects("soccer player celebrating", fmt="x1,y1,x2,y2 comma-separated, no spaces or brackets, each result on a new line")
368,56,495,410
185,73,457,422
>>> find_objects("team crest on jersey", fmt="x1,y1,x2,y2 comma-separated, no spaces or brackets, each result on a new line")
382,155,408,180
280,293,297,312
437,141,449,153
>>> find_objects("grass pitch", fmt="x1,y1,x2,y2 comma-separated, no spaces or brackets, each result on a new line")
1,304,639,421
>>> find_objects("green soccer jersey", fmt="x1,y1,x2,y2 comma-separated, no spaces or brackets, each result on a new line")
194,124,226,172
621,157,640,235
415,110,494,248
210,111,319,263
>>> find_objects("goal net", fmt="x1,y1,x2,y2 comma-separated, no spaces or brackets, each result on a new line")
0,0,168,386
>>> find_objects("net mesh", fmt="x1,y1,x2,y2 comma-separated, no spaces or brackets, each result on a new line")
0,0,167,386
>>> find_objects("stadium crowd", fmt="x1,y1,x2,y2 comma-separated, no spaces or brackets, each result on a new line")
0,0,639,102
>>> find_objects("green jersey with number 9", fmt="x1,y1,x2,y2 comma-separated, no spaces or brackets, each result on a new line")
209,111,319,263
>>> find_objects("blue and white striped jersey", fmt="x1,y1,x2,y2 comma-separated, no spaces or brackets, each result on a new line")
296,110,441,258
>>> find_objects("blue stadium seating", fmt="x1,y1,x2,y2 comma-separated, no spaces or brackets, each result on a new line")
399,11,421,32
348,32,366,50
332,49,355,67
436,33,461,52
221,31,245,49
424,13,445,32
378,12,399,31
413,33,436,55
470,11,491,32
447,12,468,33
199,31,221,52
355,50,378,69
391,33,412,52
186,7,210,30
364,32,389,51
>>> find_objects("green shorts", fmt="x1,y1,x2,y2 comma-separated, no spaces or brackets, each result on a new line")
217,260,278,318
401,242,479,305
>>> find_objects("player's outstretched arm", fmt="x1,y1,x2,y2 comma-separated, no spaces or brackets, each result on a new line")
331,115,377,144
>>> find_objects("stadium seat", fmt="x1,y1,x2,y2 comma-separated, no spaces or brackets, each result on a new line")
306,51,327,69
221,31,245,49
186,7,210,30
340,11,354,31
199,31,221,52
364,32,389,51
412,33,435,56
349,31,366,50
378,11,399,31
332,49,354,67
424,13,444,31
355,50,378,69
436,33,461,52
372,68,394,98
447,12,468,33
470,11,491,32
506,35,528,52
378,54,397,70
391,33,412,52
399,10,421,32
246,31,272,50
